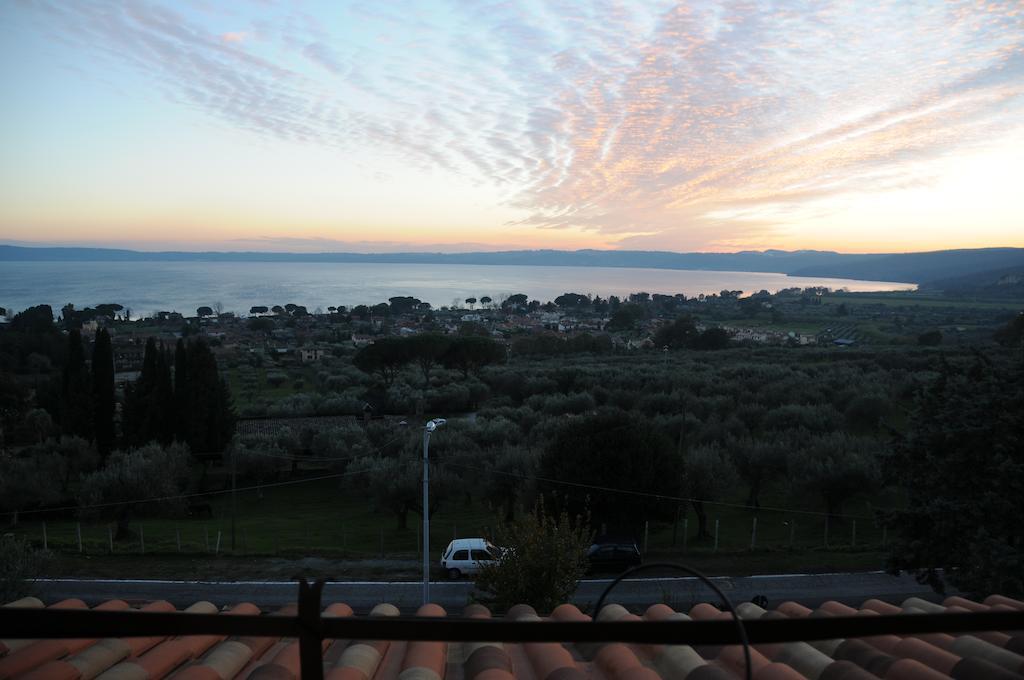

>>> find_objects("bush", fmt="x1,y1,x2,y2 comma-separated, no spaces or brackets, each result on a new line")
473,498,591,614
0,535,53,603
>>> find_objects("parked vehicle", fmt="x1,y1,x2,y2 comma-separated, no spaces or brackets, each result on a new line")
586,542,642,574
440,538,504,579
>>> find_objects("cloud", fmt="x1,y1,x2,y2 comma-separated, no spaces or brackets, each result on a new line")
17,0,1024,249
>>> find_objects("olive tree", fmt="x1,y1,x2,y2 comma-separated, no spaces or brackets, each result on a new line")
78,442,191,539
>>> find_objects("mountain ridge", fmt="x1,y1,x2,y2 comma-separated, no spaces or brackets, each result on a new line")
3,244,1023,284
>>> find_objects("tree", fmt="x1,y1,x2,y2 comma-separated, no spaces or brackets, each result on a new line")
180,339,236,456
480,296,492,307
388,296,421,315
606,304,645,331
883,357,1024,596
248,317,275,334
91,328,115,458
354,448,459,529
917,329,942,346
554,293,589,308
79,442,191,539
10,305,54,334
407,333,450,385
61,329,92,440
483,446,537,522
654,316,698,349
24,408,54,444
353,338,412,387
0,535,52,603
473,497,591,613
173,339,189,442
442,336,504,378
683,444,738,540
993,312,1024,348
539,409,681,531
0,452,61,525
465,297,477,309
788,432,878,524
196,306,213,317
249,306,268,315
691,327,732,350
728,437,787,509
124,338,175,447
502,294,528,312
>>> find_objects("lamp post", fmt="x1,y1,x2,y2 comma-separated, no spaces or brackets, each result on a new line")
422,418,446,604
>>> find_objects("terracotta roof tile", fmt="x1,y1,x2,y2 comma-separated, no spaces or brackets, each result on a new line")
4,594,1024,679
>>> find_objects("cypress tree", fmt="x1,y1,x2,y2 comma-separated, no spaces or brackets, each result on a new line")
61,329,92,440
177,339,236,456
173,338,189,443
124,337,169,447
154,343,176,444
91,328,115,458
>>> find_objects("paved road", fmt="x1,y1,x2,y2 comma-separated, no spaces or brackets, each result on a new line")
34,571,941,612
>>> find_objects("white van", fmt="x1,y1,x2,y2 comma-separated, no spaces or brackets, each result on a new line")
440,538,504,579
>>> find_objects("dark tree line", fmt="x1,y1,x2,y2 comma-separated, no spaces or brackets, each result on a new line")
353,334,504,386
124,337,235,456
883,354,1024,596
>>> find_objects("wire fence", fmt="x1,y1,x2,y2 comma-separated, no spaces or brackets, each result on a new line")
14,507,888,562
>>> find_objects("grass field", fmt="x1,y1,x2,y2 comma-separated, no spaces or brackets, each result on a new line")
10,477,896,580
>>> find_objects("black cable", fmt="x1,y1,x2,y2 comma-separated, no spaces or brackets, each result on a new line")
592,562,752,680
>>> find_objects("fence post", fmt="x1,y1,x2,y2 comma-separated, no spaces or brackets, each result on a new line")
852,520,857,548
215,531,222,555
750,517,757,551
140,526,145,555
176,528,182,553
683,518,688,552
713,519,719,552
205,527,210,553
882,525,887,547
643,521,649,555
789,520,795,548
108,525,114,554
42,522,47,551
77,523,83,553
242,527,248,555
824,517,829,548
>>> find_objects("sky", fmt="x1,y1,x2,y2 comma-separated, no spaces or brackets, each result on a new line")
0,1,1022,254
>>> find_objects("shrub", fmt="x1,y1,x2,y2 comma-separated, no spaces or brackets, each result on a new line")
0,535,52,603
473,498,591,614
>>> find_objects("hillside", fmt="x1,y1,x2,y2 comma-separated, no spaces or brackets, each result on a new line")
3,244,1023,284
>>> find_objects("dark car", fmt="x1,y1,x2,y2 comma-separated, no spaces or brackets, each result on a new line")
586,542,642,574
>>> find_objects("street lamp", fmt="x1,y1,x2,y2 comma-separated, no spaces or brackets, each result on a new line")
422,417,446,604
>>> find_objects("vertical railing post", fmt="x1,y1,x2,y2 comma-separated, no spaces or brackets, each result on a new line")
297,579,325,680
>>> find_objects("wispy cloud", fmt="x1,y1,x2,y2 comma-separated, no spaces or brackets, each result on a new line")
12,0,1024,249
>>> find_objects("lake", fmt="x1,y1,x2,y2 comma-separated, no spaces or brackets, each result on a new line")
0,261,913,317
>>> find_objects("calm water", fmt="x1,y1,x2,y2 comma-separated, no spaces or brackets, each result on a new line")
0,261,913,317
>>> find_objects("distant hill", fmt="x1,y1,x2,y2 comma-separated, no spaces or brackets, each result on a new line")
788,248,1024,284
919,264,1024,298
2,244,1022,285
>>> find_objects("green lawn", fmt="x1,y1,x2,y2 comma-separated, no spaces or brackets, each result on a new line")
11,477,897,579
